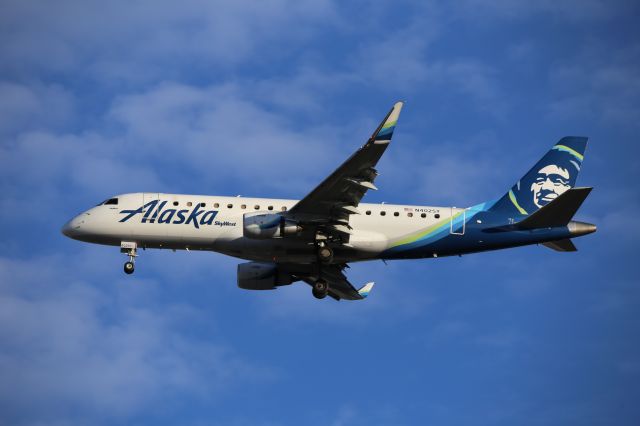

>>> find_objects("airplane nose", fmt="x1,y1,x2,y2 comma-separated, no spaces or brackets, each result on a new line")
61,216,83,238
61,220,75,238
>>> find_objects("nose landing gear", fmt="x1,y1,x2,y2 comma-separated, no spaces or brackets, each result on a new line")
121,241,138,275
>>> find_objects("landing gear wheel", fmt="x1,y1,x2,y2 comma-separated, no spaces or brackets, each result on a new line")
317,246,333,264
121,242,138,275
312,280,329,299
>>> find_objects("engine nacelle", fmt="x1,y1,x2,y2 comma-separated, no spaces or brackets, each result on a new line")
237,262,293,290
243,212,301,239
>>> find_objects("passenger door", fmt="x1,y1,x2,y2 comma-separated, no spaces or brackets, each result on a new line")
450,207,466,235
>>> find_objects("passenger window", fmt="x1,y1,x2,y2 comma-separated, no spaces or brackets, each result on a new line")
214,203,219,208
435,213,440,219
407,212,413,217
227,204,233,208
104,198,119,205
281,206,287,211
173,201,179,206
421,213,426,218
200,203,206,208
393,212,399,217
254,205,260,210
268,206,273,211
380,211,386,216
366,210,371,215
241,204,246,209
187,202,193,207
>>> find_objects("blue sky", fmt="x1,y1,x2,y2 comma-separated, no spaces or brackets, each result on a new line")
1,0,639,425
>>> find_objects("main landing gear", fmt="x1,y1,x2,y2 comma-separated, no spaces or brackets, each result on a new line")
121,241,138,275
312,279,329,299
316,241,333,264
312,235,333,299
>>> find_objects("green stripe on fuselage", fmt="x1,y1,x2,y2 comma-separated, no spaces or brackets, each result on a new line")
389,211,464,248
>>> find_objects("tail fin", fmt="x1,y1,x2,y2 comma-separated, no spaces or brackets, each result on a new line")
489,136,588,215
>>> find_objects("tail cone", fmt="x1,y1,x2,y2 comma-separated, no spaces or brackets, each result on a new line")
568,221,597,237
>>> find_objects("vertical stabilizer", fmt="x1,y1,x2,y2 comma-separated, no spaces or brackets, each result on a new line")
489,137,588,216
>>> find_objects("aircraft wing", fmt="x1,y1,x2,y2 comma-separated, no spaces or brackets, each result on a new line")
281,263,374,301
287,102,404,238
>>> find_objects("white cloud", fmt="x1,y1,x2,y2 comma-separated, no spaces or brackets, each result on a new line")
452,0,620,21
377,132,512,206
547,43,640,127
0,129,164,226
347,15,506,112
0,78,362,226
0,81,75,136
351,25,436,91
249,66,359,113
0,252,271,425
106,82,347,194
0,0,338,82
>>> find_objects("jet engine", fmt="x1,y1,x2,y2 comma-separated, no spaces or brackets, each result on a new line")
237,262,294,290
243,212,301,239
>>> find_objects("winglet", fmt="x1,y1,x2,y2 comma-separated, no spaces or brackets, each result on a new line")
357,282,375,298
372,101,404,144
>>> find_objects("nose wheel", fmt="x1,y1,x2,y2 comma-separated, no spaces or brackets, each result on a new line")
120,241,138,275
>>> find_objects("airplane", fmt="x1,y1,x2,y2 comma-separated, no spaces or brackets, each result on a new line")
62,101,596,301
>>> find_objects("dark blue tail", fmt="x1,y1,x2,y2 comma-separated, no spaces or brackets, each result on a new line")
489,136,588,216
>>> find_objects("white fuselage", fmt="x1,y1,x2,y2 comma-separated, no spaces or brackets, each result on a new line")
62,192,455,264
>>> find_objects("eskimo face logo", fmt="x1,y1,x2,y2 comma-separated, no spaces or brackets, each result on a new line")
503,141,584,215
530,164,571,208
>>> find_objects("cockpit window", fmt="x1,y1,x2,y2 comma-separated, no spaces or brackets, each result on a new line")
103,198,119,205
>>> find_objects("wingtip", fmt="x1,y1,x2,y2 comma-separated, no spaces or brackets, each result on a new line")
384,102,403,127
392,101,404,116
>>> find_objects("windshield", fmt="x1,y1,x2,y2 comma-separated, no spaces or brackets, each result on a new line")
96,198,119,206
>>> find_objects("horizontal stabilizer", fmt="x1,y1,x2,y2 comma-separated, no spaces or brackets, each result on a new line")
517,187,592,229
542,239,577,252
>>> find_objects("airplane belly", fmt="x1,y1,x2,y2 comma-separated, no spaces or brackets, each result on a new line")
348,230,389,253
214,237,317,263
